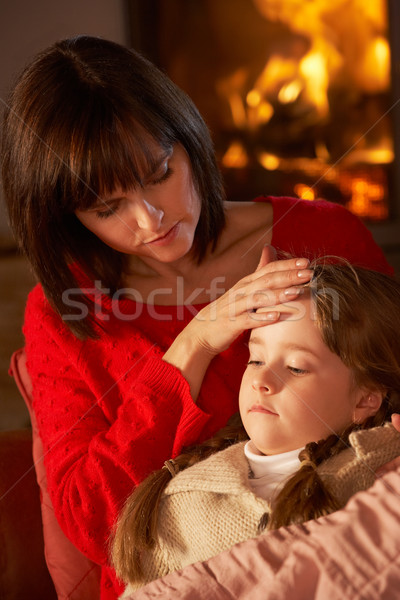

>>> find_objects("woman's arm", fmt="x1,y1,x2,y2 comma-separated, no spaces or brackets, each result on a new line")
24,286,210,565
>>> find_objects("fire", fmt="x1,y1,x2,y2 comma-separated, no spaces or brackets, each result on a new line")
258,152,280,171
222,141,249,169
294,183,315,201
217,0,390,127
217,0,391,221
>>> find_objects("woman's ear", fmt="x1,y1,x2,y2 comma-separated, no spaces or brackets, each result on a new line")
353,389,384,423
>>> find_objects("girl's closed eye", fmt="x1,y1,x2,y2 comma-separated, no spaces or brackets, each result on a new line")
287,365,309,376
247,359,264,367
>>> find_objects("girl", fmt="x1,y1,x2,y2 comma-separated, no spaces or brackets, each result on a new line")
111,263,400,594
1,36,393,599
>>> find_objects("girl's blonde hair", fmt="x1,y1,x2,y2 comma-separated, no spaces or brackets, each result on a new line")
111,262,400,583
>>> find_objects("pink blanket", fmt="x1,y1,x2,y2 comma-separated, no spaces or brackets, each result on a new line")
127,467,400,600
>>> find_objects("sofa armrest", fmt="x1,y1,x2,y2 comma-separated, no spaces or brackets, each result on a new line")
0,428,57,600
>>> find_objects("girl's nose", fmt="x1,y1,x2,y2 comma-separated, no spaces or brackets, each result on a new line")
252,369,276,394
134,198,164,231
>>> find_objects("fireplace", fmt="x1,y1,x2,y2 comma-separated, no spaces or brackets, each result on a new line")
127,0,400,252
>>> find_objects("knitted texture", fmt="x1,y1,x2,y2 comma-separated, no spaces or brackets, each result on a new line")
123,424,400,594
23,196,392,600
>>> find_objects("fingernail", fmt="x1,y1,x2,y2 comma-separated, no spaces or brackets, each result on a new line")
265,312,279,320
297,269,312,278
296,258,309,268
284,287,301,296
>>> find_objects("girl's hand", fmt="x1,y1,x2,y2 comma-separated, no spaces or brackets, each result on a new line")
375,414,400,476
163,246,312,400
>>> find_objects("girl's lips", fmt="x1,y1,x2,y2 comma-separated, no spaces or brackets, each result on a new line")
145,222,180,246
249,404,278,416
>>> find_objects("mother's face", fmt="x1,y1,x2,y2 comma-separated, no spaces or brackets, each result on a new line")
75,144,202,264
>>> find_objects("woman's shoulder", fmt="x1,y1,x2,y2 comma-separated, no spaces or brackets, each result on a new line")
223,200,273,238
223,196,361,243
260,195,357,224
262,196,392,273
217,201,273,266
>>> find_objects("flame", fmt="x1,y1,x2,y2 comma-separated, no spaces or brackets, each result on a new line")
249,0,389,125
278,80,302,104
216,0,391,222
358,36,390,93
294,183,315,201
222,141,249,169
258,152,280,170
346,178,388,219
216,69,248,128
299,50,329,117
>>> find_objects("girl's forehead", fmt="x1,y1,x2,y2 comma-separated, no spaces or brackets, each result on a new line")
248,295,319,345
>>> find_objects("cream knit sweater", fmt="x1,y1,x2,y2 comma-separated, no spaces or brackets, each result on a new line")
121,423,400,596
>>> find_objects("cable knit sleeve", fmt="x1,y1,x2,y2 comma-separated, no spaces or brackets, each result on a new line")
23,284,210,566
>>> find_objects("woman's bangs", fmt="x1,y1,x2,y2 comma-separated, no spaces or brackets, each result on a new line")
68,119,172,212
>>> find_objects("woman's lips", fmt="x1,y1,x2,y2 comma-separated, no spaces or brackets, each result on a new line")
144,222,180,246
249,404,278,416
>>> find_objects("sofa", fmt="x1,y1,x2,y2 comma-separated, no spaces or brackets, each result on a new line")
0,427,57,599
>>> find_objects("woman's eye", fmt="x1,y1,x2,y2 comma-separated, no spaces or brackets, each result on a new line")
287,366,308,376
247,360,263,367
95,202,119,219
96,208,115,219
152,166,173,185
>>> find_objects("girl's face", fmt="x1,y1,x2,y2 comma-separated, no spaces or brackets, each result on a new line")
239,296,372,455
75,144,201,264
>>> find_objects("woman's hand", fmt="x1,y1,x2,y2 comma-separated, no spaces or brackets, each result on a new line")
163,246,312,400
376,414,400,475
188,251,311,356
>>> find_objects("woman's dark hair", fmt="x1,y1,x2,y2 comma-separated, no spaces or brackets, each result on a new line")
111,263,400,584
1,35,226,338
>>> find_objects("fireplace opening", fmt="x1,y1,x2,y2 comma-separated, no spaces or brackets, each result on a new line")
128,0,400,237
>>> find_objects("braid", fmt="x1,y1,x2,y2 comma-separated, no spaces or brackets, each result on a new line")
263,429,350,531
261,397,392,533
111,412,247,582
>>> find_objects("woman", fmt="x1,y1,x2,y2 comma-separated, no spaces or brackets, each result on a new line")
1,36,392,599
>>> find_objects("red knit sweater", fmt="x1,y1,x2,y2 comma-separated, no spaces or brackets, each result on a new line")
23,197,392,599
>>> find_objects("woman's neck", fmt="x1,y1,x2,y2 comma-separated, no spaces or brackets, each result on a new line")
125,251,200,282
120,200,274,304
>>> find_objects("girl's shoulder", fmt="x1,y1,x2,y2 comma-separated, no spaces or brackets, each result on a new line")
319,423,400,505
163,442,250,497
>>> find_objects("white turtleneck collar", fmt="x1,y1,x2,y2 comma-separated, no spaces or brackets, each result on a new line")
244,440,303,502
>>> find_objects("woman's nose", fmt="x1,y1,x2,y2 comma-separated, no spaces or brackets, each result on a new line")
134,198,164,231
